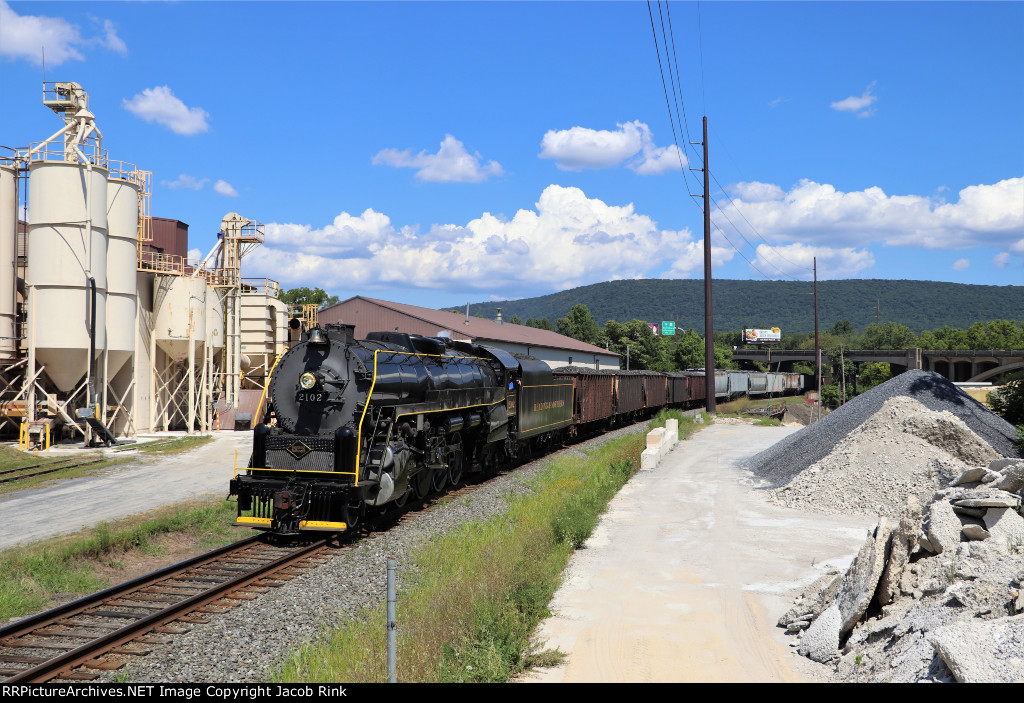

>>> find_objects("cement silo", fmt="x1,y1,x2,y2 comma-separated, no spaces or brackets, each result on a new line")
154,274,207,363
26,158,109,392
105,166,139,377
0,158,17,362
206,288,225,354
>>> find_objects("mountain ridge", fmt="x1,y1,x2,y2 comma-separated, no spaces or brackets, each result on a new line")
458,279,1024,334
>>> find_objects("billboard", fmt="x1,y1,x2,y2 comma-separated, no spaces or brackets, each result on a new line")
744,327,781,344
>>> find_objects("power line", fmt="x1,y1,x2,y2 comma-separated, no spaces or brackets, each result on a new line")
646,0,699,205
645,2,805,284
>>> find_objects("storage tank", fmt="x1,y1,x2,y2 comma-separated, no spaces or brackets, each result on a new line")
0,160,17,361
206,288,225,353
154,275,206,363
105,172,139,376
27,160,108,391
270,297,288,355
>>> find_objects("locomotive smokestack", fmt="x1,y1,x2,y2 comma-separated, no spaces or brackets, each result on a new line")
496,308,503,325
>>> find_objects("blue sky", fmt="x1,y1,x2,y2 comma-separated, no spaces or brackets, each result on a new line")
2,1,1022,311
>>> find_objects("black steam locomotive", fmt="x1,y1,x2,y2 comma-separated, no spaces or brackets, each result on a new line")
229,322,805,535
230,323,574,535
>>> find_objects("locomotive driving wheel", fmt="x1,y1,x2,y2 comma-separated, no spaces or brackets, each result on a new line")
413,464,432,500
431,462,448,493
446,433,466,489
446,434,464,487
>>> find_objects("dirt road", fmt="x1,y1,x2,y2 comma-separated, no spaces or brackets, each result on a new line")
525,423,875,683
0,432,250,550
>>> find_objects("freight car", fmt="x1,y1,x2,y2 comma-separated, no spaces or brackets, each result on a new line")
229,324,804,536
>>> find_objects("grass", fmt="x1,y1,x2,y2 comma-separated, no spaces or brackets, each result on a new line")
0,434,213,496
715,395,803,418
135,435,215,455
0,499,246,622
0,444,131,497
275,412,710,684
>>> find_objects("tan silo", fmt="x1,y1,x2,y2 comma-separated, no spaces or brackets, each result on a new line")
154,274,206,363
206,287,225,354
27,159,109,392
0,159,17,361
105,167,139,377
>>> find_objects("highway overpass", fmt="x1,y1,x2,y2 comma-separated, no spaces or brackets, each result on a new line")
732,348,1024,383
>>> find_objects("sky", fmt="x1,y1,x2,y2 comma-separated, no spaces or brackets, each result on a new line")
1,0,1022,312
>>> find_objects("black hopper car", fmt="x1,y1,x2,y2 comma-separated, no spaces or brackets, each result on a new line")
229,323,804,535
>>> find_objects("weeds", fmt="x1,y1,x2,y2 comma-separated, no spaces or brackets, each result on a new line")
137,435,214,455
0,499,244,621
275,431,647,683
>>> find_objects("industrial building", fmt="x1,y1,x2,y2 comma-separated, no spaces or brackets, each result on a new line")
0,82,288,445
319,296,621,370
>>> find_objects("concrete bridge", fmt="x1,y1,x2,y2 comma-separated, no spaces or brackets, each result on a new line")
732,348,1024,383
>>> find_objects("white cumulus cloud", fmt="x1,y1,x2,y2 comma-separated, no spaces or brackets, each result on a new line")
993,252,1011,268
0,1,83,64
0,2,126,64
952,258,970,271
717,177,1024,251
100,19,127,55
539,120,685,174
753,243,875,280
831,81,878,118
123,86,210,136
162,174,209,190
247,185,712,297
214,180,238,197
372,135,503,183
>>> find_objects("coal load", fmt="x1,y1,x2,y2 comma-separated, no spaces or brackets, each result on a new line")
747,370,1020,487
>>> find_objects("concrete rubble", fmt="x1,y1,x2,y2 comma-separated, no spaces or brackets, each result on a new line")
771,374,1024,683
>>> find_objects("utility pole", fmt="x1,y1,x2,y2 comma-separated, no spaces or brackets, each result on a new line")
691,116,715,414
840,344,846,405
814,257,820,420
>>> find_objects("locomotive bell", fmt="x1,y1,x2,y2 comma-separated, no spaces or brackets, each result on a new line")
307,326,328,346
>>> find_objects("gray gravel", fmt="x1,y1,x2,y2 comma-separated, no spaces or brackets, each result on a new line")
117,424,646,683
747,370,1020,487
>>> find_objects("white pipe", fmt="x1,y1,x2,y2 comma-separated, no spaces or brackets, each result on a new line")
192,239,222,279
26,122,74,157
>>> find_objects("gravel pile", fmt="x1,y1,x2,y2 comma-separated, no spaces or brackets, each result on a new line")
747,370,1019,488
766,396,999,518
779,457,1024,682
117,424,646,683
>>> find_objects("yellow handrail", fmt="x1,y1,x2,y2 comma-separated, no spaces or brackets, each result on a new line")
255,347,289,424
353,350,381,487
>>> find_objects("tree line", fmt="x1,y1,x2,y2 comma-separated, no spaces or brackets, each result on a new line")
510,304,1022,370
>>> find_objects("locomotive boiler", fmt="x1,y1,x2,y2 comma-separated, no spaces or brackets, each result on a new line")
230,323,575,535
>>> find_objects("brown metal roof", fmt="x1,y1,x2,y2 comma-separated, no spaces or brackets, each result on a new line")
319,296,619,357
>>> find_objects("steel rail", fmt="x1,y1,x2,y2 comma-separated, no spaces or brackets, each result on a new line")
1,534,330,683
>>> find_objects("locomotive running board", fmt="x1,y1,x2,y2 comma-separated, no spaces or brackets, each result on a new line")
234,517,272,527
297,520,347,531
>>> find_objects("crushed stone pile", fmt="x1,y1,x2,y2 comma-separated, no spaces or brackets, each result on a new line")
780,458,1024,683
747,370,1020,489
767,396,999,518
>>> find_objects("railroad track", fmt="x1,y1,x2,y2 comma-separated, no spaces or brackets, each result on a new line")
0,534,337,683
0,457,106,485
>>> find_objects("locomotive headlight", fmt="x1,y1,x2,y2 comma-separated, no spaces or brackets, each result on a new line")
299,372,317,390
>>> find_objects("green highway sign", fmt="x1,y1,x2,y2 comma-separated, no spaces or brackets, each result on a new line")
661,321,676,336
